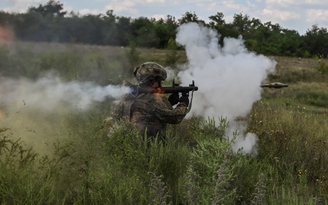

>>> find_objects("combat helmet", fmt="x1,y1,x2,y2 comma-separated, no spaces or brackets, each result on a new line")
133,62,167,85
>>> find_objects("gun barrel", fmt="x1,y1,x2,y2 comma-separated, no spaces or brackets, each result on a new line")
130,85,198,95
261,82,288,89
160,86,198,93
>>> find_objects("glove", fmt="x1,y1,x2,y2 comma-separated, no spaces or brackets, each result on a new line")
179,96,189,106
168,93,179,106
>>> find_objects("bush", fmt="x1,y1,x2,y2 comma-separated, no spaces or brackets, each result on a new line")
317,60,328,74
165,37,180,67
126,41,141,69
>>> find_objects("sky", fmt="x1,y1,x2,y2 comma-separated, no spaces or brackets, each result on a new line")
1,0,328,35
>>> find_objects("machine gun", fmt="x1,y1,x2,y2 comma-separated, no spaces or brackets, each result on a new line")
260,82,288,89
130,80,198,96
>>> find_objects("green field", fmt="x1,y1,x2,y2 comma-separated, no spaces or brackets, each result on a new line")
0,41,327,204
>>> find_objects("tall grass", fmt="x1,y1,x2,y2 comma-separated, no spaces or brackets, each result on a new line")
0,41,327,204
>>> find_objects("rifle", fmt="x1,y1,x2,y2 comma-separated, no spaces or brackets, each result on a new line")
130,80,198,96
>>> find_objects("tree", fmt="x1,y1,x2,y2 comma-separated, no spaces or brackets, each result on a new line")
303,25,328,58
232,13,253,37
130,17,159,47
102,10,119,45
164,15,179,38
178,12,205,25
208,12,227,45
28,0,66,17
154,19,171,48
278,29,301,56
209,12,225,28
3,3,327,57
115,16,132,46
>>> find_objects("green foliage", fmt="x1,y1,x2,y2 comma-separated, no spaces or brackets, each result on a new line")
317,60,328,74
165,37,180,67
2,2,328,57
179,11,205,25
295,90,328,107
148,172,172,205
0,111,269,205
104,120,191,204
303,25,328,58
189,139,236,204
249,100,328,199
251,173,267,205
131,17,160,48
268,185,326,205
28,0,67,17
0,137,56,204
126,41,141,69
1,103,328,204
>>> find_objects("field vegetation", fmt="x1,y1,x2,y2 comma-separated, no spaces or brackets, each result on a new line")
0,41,327,204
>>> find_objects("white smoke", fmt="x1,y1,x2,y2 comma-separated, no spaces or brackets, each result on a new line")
175,22,276,155
0,71,130,155
0,72,129,112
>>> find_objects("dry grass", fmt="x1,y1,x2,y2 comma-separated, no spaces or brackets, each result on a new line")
270,56,328,83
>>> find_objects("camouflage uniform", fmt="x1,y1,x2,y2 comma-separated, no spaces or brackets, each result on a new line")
108,62,189,142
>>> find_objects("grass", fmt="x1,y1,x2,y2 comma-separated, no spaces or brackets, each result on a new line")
0,41,328,204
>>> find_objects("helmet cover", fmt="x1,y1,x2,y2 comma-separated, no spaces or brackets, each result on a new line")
133,62,167,84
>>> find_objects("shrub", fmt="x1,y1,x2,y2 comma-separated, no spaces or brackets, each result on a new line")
126,41,141,69
165,37,180,68
317,60,328,74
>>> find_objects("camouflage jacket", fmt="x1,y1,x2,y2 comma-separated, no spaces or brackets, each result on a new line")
110,92,188,141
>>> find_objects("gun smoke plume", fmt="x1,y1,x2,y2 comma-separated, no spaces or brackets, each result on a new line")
0,72,128,154
175,22,276,155
0,72,128,112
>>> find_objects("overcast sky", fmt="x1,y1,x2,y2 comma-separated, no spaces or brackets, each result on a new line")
1,0,328,35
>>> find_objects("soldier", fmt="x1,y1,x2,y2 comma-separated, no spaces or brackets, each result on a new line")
107,62,189,143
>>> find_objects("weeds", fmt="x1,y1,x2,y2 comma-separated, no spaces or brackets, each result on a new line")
149,172,172,205
0,137,56,204
212,149,236,205
295,90,328,107
317,60,328,75
251,173,267,205
0,42,328,204
184,160,200,205
165,37,180,68
126,41,141,68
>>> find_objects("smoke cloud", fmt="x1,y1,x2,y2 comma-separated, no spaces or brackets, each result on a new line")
175,22,276,155
0,72,129,154
0,72,128,112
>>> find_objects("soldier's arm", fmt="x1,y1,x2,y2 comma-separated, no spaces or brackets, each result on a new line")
152,96,188,124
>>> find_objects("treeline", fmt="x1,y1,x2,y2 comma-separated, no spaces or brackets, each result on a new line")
1,0,328,58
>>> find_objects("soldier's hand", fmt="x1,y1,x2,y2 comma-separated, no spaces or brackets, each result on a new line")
179,96,189,106
168,93,179,106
